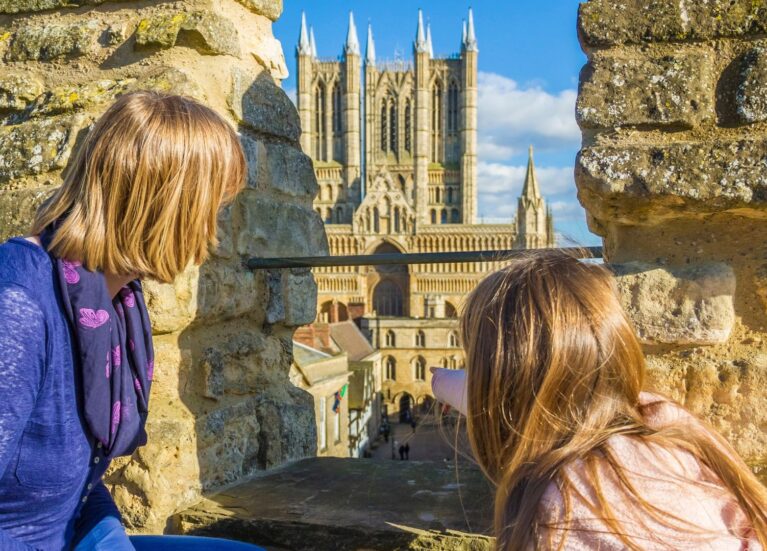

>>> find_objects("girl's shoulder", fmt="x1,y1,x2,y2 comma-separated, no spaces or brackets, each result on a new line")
0,237,53,292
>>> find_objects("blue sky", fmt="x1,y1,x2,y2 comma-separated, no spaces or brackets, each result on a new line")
273,1,596,245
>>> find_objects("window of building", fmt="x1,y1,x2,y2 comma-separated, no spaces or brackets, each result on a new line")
404,99,412,153
431,83,443,162
319,397,327,450
415,330,425,347
394,207,401,233
334,402,341,443
389,99,397,152
335,207,343,223
451,208,460,223
381,102,388,152
373,280,403,316
332,83,342,135
447,81,459,134
385,330,396,347
373,207,380,233
414,357,426,381
315,82,326,161
430,209,436,224
441,209,447,224
447,187,454,204
448,331,458,347
436,187,441,203
385,356,396,380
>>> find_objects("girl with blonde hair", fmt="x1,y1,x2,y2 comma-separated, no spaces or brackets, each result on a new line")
0,91,263,550
432,250,767,550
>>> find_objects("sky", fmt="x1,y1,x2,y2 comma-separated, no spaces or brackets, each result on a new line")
272,1,596,245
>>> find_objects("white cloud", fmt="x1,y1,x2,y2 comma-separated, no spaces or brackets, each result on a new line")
477,72,580,162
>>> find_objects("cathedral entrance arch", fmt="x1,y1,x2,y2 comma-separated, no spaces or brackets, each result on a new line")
397,393,414,423
367,241,409,317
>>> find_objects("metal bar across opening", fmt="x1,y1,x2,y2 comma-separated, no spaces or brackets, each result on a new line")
246,246,603,270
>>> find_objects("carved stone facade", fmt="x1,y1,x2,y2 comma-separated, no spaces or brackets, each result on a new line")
297,9,555,415
577,0,767,478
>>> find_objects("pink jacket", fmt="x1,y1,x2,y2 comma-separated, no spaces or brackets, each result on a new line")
431,368,762,550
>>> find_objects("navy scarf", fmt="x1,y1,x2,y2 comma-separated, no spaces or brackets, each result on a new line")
41,227,154,459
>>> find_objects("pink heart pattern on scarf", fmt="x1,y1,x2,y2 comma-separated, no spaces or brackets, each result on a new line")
120,287,136,308
62,260,81,285
79,308,109,329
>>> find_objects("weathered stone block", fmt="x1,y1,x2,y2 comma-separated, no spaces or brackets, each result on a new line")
5,20,100,61
0,114,83,184
26,79,135,119
254,386,316,469
736,47,767,124
234,0,283,21
578,51,714,129
135,12,240,56
0,0,105,13
143,266,199,335
196,261,263,324
230,68,301,141
612,262,736,345
577,141,767,223
235,194,328,258
198,399,261,490
264,269,318,327
0,187,52,242
579,0,767,46
0,71,44,113
242,135,317,199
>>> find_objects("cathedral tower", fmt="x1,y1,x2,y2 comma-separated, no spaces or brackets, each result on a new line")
516,146,555,249
296,12,362,225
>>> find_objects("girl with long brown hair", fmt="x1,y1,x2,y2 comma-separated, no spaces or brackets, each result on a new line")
432,250,767,550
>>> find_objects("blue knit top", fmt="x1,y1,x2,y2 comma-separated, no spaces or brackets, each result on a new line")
0,237,121,550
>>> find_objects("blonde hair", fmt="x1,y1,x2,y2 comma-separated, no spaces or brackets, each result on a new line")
32,91,246,283
460,249,767,550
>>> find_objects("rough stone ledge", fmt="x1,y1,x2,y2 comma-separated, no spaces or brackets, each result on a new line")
169,457,494,551
612,262,736,346
576,141,767,223
579,0,767,47
577,50,714,129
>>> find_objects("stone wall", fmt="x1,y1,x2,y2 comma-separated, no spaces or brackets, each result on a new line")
576,0,767,474
0,0,328,532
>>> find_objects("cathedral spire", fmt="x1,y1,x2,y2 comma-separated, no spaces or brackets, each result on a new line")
345,11,360,56
522,145,542,202
298,11,311,55
309,26,317,58
366,23,376,66
465,7,478,51
426,22,434,58
414,9,428,53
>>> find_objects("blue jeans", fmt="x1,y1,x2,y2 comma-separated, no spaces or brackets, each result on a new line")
74,516,264,550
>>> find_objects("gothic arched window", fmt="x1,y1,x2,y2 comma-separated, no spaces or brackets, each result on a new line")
373,281,403,316
413,356,426,381
389,99,397,152
385,330,396,347
404,99,412,153
373,207,380,233
430,209,436,224
315,82,326,161
441,209,447,224
447,81,459,134
415,330,425,347
385,356,396,381
332,83,342,135
380,101,388,152
431,83,443,162
448,331,458,348
447,187,454,204
335,207,343,223
451,209,460,223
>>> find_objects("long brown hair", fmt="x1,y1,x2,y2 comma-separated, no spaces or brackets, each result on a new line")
460,249,767,550
32,91,246,283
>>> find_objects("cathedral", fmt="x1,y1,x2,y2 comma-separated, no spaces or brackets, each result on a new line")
296,9,555,417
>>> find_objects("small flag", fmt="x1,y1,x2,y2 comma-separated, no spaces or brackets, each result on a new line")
332,384,348,413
